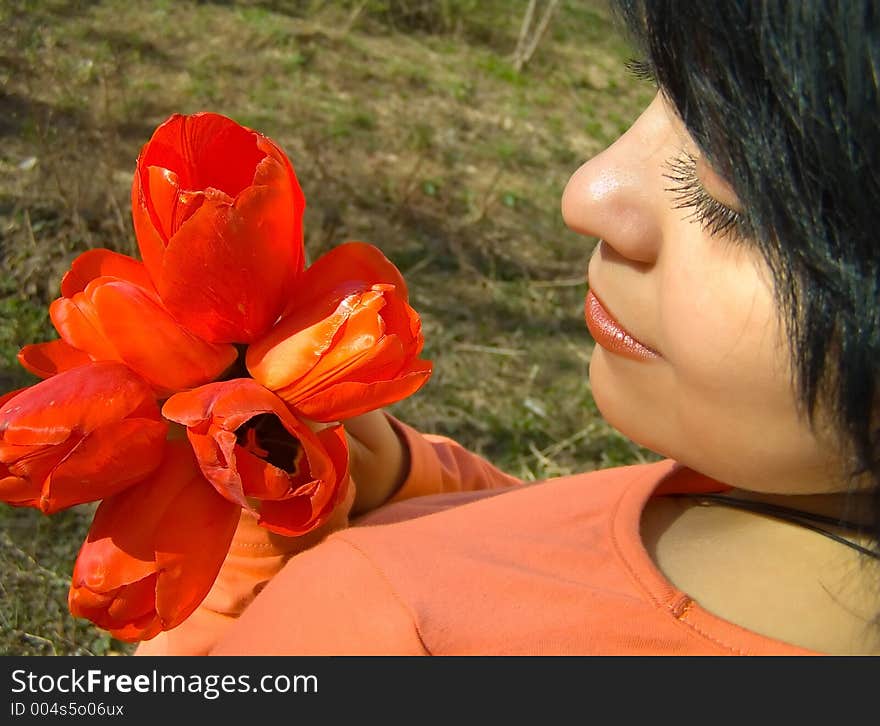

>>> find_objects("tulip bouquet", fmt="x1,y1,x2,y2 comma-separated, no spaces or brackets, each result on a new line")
0,112,432,642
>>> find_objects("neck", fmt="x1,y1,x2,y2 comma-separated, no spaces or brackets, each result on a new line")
723,488,876,535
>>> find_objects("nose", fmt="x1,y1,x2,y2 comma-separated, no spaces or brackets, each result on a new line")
561,94,673,265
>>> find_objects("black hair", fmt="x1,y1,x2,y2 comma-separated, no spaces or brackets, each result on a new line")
613,1,880,552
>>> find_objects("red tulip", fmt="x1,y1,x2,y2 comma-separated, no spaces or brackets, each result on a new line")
69,440,240,642
162,379,349,536
18,249,152,378
0,362,167,514
18,249,237,395
247,242,432,421
131,112,305,344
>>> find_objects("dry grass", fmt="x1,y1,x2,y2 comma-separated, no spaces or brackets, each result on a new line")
0,0,658,655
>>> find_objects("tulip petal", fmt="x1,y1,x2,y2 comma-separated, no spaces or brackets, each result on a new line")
293,363,433,421
146,167,202,242
72,443,194,593
133,114,252,224
90,281,237,393
140,113,266,199
162,378,254,430
156,172,303,343
253,282,431,421
131,174,171,282
0,364,165,513
186,427,250,509
273,331,402,407
51,269,238,395
163,380,283,508
272,332,393,410
285,241,409,314
246,241,431,422
70,441,239,639
0,388,33,501
0,362,160,446
248,288,414,396
163,380,348,535
0,387,27,409
43,418,168,514
256,424,349,535
18,340,92,379
153,472,240,628
68,581,118,611
245,293,354,391
110,616,165,643
192,119,264,197
0,473,37,507
287,291,389,387
105,575,160,623
234,446,308,501
50,295,119,363
329,334,412,384
0,436,80,509
376,284,426,345
196,118,268,196
145,167,241,243
61,249,156,297
69,573,163,641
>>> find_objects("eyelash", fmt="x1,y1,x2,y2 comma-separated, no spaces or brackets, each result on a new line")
624,58,752,242
663,153,752,242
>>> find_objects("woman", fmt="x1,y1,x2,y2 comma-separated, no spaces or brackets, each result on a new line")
137,1,880,655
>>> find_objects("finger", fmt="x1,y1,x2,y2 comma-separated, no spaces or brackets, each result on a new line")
299,415,341,434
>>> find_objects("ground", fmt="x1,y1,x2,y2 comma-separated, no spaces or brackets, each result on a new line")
0,0,658,655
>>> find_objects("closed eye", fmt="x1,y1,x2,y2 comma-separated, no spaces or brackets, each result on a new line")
663,153,753,241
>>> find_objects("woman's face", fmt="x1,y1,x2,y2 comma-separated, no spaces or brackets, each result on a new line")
562,93,845,494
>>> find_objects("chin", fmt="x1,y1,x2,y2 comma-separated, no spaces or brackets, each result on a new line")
588,346,671,460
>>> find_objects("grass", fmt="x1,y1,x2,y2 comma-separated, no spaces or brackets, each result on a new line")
0,0,659,655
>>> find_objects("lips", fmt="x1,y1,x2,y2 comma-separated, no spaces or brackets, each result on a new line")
584,290,660,361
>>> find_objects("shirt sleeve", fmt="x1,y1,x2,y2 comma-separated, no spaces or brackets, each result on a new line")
385,417,524,501
134,415,522,656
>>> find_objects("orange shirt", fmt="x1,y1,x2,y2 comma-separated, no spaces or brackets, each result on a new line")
136,420,816,655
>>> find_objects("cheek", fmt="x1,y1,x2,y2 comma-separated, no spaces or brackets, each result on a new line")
589,244,840,492
661,257,787,400
664,264,840,490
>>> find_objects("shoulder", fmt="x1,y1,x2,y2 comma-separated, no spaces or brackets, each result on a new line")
324,460,684,654
212,460,715,655
351,458,678,533
210,534,430,655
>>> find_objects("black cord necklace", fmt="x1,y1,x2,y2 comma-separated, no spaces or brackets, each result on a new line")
668,492,880,560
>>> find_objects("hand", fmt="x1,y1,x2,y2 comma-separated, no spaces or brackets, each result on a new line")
343,410,410,517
